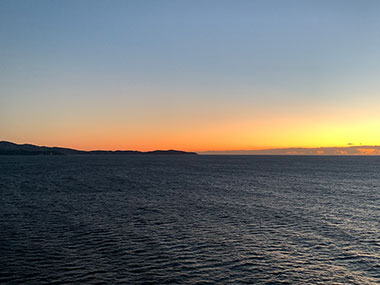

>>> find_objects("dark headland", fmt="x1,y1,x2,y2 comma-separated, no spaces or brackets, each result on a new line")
0,141,198,155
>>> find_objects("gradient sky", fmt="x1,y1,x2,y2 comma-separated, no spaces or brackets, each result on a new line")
1,0,380,151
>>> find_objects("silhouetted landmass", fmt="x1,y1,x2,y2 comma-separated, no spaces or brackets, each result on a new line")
0,141,197,155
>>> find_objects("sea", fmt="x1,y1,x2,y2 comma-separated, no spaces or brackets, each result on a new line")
1,155,380,284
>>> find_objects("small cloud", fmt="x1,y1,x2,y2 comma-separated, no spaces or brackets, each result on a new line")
347,143,353,146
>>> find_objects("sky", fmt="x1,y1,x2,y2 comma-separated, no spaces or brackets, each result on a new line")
1,0,380,152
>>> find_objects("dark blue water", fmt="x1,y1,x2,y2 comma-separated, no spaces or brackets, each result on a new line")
1,155,380,284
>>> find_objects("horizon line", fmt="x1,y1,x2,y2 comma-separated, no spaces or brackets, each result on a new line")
2,140,380,155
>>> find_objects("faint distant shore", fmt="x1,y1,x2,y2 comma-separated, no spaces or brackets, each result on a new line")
201,146,380,155
0,141,197,156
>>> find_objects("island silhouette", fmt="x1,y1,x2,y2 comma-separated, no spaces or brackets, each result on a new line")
0,141,197,155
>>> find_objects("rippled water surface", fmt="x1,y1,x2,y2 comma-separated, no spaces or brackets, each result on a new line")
1,155,380,284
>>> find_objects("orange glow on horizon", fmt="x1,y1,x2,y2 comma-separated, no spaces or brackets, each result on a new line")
6,113,380,152
3,96,380,152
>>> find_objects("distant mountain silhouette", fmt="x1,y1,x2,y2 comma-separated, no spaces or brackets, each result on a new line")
0,141,197,155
